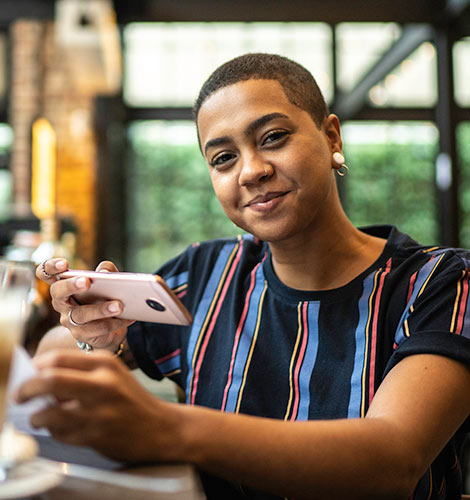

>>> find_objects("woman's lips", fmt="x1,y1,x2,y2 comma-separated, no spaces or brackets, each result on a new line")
246,191,289,212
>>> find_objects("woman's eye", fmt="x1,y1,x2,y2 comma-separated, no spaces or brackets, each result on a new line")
262,130,288,146
210,152,235,168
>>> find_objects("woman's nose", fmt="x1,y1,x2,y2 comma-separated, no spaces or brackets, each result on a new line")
238,154,273,186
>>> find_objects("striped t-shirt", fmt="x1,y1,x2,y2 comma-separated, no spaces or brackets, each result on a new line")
128,225,470,499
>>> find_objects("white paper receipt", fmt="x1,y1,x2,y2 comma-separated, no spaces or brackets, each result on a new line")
6,346,51,436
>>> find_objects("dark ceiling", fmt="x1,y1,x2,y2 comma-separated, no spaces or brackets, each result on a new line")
1,0,469,36
111,0,467,27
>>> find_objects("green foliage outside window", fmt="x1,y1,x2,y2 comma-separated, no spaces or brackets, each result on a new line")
457,122,470,248
458,123,470,248
127,121,470,272
343,139,438,245
126,124,240,272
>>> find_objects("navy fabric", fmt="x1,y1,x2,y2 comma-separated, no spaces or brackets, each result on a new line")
127,226,470,499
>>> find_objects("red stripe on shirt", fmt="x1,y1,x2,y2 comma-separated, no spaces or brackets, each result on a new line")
190,241,244,405
291,301,309,421
455,271,470,335
407,271,418,304
154,348,181,365
221,261,261,411
369,258,392,405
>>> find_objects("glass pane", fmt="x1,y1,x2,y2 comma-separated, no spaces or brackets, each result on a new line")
0,123,13,151
454,38,470,107
458,122,470,247
342,122,438,245
367,42,437,107
0,33,6,101
336,23,401,91
0,169,11,221
126,120,240,272
123,22,332,107
0,124,13,220
337,24,437,107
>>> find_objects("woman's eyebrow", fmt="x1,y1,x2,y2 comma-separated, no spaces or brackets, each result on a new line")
203,112,289,156
204,136,231,156
244,112,289,137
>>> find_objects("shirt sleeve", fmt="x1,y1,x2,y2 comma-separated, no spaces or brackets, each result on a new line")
385,250,470,376
126,246,194,384
126,239,234,386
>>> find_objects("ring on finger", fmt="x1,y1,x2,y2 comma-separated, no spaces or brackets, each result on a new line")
41,260,53,279
68,309,82,327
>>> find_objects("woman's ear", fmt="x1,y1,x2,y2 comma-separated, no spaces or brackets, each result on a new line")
323,114,343,153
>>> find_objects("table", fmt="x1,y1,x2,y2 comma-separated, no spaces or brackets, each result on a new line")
4,349,206,499
3,433,206,500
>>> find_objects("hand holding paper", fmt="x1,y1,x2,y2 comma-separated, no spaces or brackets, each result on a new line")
6,347,51,436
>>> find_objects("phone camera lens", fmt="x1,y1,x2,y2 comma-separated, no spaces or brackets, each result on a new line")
146,299,166,312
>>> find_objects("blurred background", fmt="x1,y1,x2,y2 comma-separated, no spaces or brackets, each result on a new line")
0,0,469,348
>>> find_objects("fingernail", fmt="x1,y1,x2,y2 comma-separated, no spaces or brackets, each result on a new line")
108,301,120,313
55,260,67,271
76,277,86,288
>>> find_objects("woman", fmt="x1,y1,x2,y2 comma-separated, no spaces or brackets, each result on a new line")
18,53,470,499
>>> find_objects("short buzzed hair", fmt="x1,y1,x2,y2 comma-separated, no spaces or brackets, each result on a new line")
193,53,329,129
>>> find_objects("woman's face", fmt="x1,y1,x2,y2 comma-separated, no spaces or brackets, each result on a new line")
197,79,342,244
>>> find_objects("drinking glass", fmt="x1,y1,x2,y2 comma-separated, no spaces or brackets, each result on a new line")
0,260,35,434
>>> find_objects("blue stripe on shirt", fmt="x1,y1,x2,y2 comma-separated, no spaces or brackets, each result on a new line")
296,302,320,420
225,262,266,413
394,256,441,346
164,271,189,289
185,241,238,402
156,354,181,375
348,270,376,418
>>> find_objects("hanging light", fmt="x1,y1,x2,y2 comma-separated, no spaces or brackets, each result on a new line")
31,118,56,220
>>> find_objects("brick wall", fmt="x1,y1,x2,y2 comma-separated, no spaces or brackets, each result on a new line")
9,19,102,267
9,20,44,217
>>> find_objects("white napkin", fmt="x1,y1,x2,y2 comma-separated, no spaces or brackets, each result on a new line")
6,347,51,436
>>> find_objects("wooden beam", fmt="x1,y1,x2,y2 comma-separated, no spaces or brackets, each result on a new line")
112,0,440,24
0,0,53,28
332,25,433,121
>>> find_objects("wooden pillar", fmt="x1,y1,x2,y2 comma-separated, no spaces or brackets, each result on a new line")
434,27,460,247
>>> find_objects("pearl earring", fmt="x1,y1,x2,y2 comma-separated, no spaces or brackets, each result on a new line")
333,152,345,165
332,152,349,177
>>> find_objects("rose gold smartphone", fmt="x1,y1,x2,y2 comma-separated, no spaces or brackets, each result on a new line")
59,270,192,326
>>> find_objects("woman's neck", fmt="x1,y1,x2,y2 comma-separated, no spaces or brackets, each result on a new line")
268,217,387,292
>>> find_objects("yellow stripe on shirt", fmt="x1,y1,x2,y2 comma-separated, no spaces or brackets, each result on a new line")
235,281,267,413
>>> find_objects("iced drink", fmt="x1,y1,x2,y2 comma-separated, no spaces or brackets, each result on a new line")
0,295,24,433
0,261,34,436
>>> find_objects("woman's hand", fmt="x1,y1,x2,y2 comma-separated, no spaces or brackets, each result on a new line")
15,351,183,462
36,259,134,352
